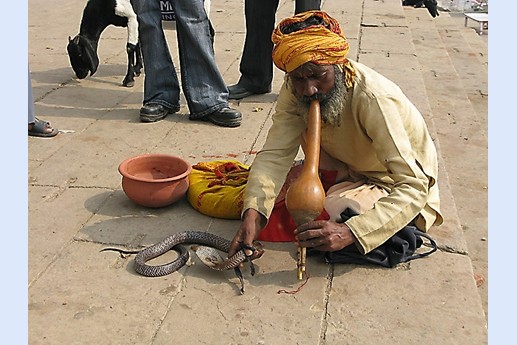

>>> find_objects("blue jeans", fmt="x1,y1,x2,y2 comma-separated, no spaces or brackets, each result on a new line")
131,0,229,118
29,67,35,123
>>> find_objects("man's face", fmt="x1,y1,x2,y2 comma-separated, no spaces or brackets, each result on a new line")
288,63,336,103
288,63,347,126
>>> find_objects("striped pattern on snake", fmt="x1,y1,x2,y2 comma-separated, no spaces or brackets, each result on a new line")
134,231,263,276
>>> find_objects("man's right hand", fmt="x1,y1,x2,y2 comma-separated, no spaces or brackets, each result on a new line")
228,209,266,258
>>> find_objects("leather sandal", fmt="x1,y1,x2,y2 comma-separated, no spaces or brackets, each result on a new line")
28,118,59,138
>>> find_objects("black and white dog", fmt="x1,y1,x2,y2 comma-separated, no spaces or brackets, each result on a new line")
67,0,142,87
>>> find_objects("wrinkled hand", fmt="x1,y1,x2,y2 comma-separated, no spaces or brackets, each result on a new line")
294,220,357,252
228,209,266,258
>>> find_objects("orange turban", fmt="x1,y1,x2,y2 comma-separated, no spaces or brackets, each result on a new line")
272,11,355,87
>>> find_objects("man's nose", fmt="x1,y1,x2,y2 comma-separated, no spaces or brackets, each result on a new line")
302,82,318,97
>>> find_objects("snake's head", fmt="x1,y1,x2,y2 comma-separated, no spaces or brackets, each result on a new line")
243,241,264,277
247,241,264,260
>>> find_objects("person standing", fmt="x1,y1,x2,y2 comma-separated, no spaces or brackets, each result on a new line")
28,67,58,137
131,0,242,127
227,0,321,99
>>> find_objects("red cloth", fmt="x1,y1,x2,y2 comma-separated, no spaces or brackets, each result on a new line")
257,169,337,242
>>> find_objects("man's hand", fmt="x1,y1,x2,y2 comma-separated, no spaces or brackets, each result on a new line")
294,220,357,252
228,209,266,258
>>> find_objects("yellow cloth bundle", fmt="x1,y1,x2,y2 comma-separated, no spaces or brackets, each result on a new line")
187,160,249,219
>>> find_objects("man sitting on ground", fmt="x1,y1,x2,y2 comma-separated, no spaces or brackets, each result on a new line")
228,10,443,258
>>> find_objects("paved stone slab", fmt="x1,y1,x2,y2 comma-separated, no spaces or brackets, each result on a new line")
327,251,487,344
363,0,408,27
154,243,331,345
324,0,363,40
435,17,488,128
360,26,415,53
151,101,275,165
28,241,184,345
404,7,488,319
28,186,107,284
75,195,212,246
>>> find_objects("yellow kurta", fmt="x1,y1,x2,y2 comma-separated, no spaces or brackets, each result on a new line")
243,60,443,254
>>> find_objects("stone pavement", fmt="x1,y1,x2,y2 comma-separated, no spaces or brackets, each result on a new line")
28,0,488,344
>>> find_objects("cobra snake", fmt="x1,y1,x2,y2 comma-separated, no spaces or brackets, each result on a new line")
101,231,263,294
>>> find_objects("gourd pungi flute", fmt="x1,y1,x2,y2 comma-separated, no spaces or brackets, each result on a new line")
285,100,325,280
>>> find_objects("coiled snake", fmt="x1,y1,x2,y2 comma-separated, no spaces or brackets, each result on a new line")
101,231,263,294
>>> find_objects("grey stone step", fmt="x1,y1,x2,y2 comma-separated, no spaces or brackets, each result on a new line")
404,6,488,321
449,12,488,68
437,11,488,124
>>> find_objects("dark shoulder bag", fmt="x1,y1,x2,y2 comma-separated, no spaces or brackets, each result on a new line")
311,208,438,268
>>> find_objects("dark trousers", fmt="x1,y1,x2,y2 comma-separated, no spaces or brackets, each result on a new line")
237,0,321,93
295,0,321,13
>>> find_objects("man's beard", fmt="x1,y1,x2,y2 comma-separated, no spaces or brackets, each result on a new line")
290,66,348,127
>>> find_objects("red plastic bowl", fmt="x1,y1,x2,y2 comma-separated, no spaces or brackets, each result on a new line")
118,153,192,208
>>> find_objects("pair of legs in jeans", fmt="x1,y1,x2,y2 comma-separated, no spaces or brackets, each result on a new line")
131,0,241,127
228,0,321,99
